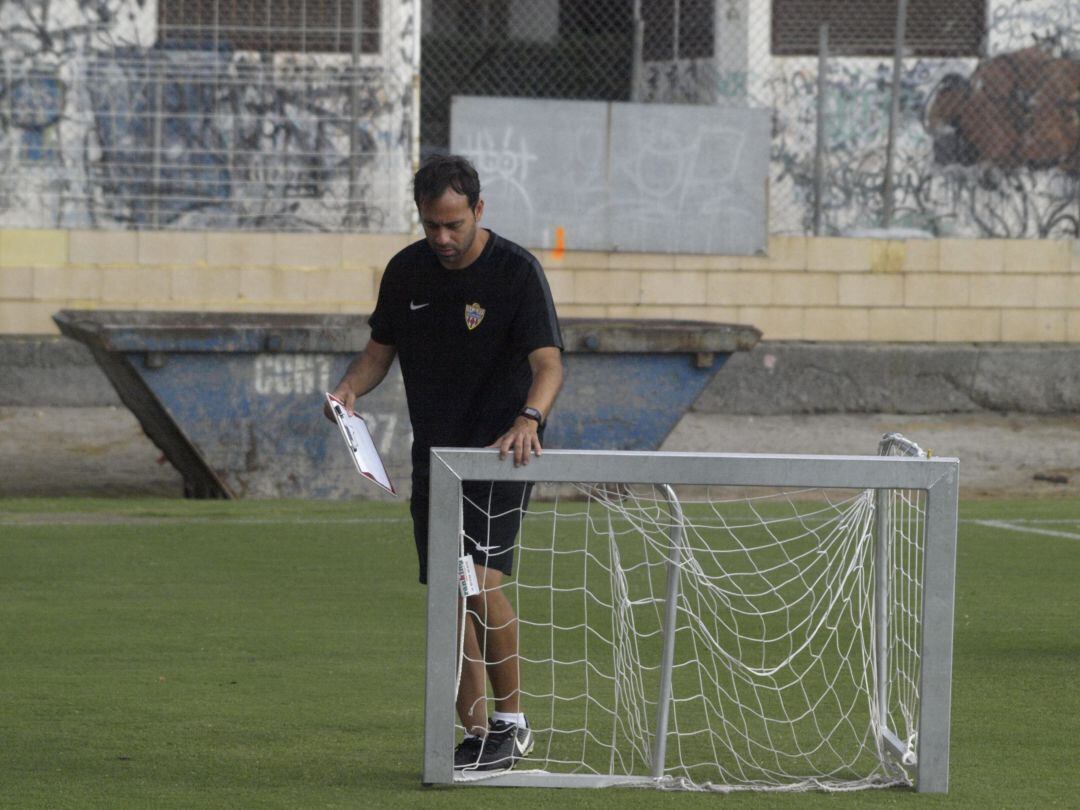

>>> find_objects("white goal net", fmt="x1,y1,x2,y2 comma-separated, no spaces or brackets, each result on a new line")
423,441,958,793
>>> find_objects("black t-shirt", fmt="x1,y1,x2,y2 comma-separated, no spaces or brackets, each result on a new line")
367,230,563,474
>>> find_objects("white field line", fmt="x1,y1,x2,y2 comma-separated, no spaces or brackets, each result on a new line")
0,515,412,527
965,518,1080,524
4,514,1078,534
0,514,592,527
966,519,1080,542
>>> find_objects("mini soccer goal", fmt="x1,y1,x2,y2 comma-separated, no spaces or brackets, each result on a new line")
422,439,958,793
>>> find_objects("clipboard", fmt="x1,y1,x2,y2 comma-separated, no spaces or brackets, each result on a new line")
326,393,397,496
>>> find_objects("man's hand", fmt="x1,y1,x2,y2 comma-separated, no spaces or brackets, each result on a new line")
323,339,396,423
491,416,542,467
323,386,356,422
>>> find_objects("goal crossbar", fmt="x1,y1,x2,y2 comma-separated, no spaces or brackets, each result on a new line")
422,448,959,793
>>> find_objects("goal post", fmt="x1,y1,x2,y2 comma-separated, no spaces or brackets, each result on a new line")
422,448,959,793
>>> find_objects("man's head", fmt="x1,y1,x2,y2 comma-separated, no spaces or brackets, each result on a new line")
413,154,481,210
414,155,486,269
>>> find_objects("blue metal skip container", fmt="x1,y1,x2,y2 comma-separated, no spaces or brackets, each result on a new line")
54,310,760,498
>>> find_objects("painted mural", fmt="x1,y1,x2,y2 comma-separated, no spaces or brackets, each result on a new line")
0,0,417,232
926,47,1080,172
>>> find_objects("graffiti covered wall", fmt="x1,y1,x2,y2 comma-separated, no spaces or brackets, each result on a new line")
6,1,1078,241
0,0,418,232
776,0,1080,238
646,0,1080,239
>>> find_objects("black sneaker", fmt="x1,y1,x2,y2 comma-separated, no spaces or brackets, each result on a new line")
454,735,485,770
474,718,534,771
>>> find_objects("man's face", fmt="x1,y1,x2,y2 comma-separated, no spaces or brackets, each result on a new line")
418,189,484,269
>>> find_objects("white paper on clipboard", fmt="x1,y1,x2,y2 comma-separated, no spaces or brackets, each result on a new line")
326,393,397,495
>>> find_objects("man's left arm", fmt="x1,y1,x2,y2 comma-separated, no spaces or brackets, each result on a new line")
491,346,564,467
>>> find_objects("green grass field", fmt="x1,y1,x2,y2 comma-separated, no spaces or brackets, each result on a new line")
1,496,1077,808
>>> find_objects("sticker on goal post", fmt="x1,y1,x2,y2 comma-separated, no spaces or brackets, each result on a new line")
458,555,480,597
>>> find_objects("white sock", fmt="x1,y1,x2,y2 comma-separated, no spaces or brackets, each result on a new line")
463,732,481,741
492,711,526,727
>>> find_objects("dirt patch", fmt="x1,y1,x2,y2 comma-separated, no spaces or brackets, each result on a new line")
2,406,1077,499
0,407,184,497
662,412,1080,500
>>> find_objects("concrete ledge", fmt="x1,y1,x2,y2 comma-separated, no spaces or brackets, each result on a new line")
0,336,120,406
4,335,1080,415
698,342,1080,415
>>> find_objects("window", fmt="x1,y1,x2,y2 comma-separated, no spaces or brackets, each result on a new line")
643,0,715,61
560,0,633,37
423,0,509,39
772,0,984,57
158,0,381,54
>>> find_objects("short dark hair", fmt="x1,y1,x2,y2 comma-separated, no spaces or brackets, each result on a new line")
413,154,481,210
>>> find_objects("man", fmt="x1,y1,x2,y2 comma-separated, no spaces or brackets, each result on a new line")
325,155,564,771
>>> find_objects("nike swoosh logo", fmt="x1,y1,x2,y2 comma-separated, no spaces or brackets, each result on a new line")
515,728,533,757
409,301,430,311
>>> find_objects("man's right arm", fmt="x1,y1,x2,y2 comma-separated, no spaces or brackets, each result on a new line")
323,339,397,421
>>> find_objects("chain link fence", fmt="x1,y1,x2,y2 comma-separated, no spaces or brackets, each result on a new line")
419,2,636,154
421,0,1080,239
2,1,1080,238
0,0,417,232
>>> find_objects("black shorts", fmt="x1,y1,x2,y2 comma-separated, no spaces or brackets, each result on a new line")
410,475,535,585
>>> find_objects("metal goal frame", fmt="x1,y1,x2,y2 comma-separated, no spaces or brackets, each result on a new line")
422,449,959,792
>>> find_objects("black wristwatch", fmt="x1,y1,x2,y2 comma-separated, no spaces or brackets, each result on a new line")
519,406,544,425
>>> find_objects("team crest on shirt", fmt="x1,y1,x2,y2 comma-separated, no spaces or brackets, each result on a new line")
465,302,485,331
